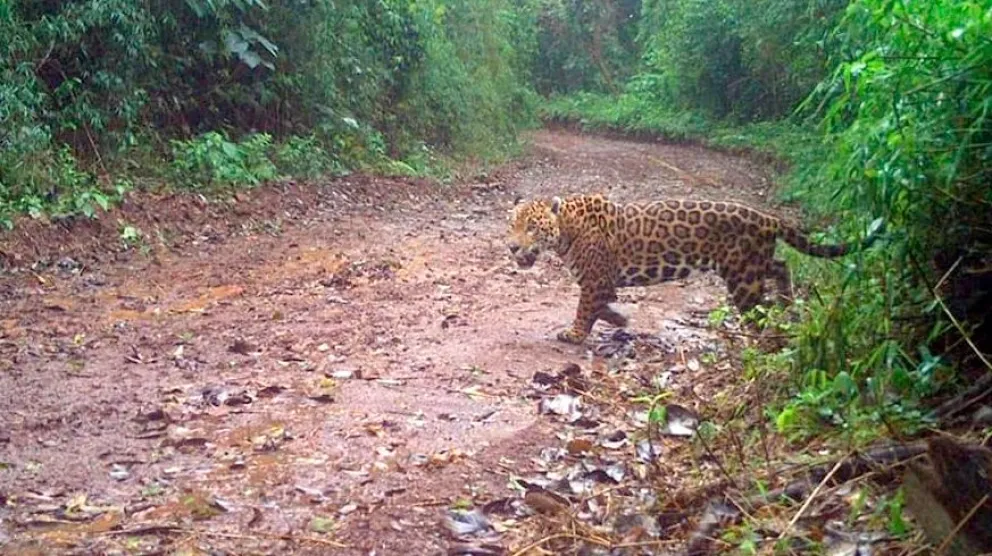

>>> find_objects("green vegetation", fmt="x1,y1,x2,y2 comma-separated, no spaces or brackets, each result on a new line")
170,132,277,189
0,0,538,227
2,0,988,444
542,0,991,442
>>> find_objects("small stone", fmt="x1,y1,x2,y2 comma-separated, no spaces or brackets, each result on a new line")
109,464,130,481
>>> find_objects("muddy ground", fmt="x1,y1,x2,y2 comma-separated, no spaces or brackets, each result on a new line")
0,129,786,554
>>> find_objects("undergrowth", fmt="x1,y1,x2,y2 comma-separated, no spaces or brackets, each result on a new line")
543,6,991,444
545,85,961,444
541,91,819,166
0,0,539,228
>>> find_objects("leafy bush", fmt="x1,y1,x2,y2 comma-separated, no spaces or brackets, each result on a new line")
1,0,542,224
773,0,992,434
273,135,344,179
392,0,539,160
0,146,131,228
639,0,748,117
543,91,710,139
170,132,277,189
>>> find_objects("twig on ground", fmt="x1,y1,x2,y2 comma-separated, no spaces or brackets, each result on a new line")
695,425,739,490
411,498,448,507
755,387,773,475
612,539,679,550
509,532,608,556
775,452,851,542
105,524,348,548
680,442,927,555
644,395,666,476
934,373,992,421
646,156,718,190
931,257,992,372
727,425,748,472
719,329,795,341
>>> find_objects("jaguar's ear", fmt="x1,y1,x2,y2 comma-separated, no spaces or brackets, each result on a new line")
512,195,524,206
550,196,563,216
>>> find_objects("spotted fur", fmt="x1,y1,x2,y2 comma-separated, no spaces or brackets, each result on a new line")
507,194,877,344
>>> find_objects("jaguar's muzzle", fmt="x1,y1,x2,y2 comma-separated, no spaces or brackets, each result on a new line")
509,243,537,268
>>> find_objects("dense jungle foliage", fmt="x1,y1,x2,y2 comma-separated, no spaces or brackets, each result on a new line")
1,0,989,441
542,0,992,440
0,0,538,224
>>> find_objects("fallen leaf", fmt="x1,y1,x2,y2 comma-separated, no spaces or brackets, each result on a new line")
168,437,210,453
582,468,620,485
180,491,224,521
228,338,258,355
539,394,582,422
601,430,629,450
566,438,594,455
308,393,335,404
531,371,559,387
447,544,506,556
660,404,700,437
309,515,336,533
445,509,492,537
246,507,263,528
462,385,488,400
481,498,516,516
257,385,287,398
636,439,663,462
224,391,253,406
523,488,569,515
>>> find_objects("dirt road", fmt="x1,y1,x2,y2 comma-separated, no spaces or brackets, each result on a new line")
0,129,779,554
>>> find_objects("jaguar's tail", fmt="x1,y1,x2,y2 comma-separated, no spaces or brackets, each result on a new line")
779,218,885,259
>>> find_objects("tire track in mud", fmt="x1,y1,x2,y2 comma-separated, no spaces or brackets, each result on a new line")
0,129,778,554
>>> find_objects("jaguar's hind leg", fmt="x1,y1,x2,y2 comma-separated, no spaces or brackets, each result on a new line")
726,274,765,315
768,259,793,305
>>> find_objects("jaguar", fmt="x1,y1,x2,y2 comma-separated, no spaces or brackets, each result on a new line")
507,194,879,344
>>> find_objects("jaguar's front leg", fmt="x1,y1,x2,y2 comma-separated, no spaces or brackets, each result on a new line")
557,282,618,344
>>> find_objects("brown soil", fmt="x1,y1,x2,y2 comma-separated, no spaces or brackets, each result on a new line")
0,129,782,554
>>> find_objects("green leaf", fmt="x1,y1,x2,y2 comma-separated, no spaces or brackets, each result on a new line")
221,141,241,159
775,406,797,433
887,490,907,536
648,404,667,424
93,192,110,211
833,371,855,397
239,50,261,69
224,30,249,55
185,0,206,17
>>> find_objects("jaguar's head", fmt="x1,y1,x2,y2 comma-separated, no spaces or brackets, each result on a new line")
506,196,563,269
